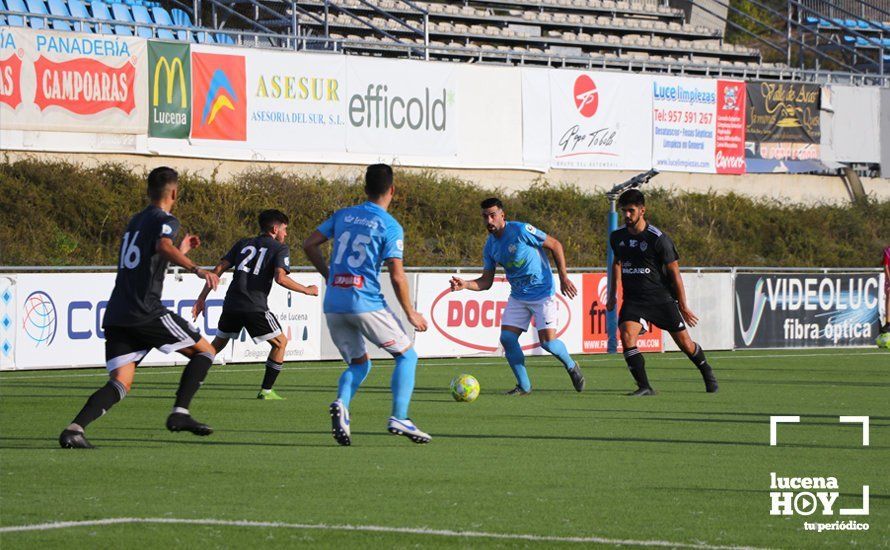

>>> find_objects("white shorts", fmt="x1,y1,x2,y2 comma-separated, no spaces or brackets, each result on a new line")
501,295,559,332
325,307,412,362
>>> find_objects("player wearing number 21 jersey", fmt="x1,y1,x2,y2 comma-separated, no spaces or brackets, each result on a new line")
192,209,319,400
59,167,221,449
303,164,431,446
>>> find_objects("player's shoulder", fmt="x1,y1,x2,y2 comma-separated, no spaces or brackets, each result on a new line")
646,224,669,240
610,227,629,240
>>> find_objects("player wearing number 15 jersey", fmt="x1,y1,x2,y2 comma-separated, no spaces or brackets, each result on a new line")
192,210,319,399
303,164,431,446
59,167,221,449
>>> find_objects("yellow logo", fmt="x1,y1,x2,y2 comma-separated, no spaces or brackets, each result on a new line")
153,56,187,108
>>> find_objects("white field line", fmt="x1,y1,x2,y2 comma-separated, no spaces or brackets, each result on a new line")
0,517,767,549
0,351,877,382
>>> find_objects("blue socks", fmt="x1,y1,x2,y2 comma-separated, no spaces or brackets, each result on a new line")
337,359,371,408
391,347,418,419
500,330,531,391
540,338,575,371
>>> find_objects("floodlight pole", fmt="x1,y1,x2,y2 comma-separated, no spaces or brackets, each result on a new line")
604,169,659,354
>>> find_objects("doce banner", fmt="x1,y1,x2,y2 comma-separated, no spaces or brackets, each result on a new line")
0,27,147,134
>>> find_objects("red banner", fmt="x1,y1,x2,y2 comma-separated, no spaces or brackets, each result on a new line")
191,51,246,141
32,55,136,115
715,80,746,174
581,273,662,353
0,52,23,109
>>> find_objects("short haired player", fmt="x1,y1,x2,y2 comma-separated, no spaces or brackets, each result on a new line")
449,198,584,395
303,164,430,446
606,189,718,396
192,209,319,400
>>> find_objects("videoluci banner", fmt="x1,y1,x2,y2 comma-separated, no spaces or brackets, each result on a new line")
734,273,882,348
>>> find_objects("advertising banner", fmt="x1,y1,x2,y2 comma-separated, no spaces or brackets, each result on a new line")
345,56,457,157
580,273,662,353
11,272,323,369
745,81,821,172
228,273,323,363
414,273,582,357
0,27,147,134
548,70,652,170
245,49,346,153
190,46,246,141
734,273,882,348
148,40,190,138
0,277,14,370
651,77,745,174
715,80,746,174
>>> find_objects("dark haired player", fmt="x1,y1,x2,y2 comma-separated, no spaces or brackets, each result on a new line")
304,164,430,446
59,167,221,449
606,189,718,396
192,209,319,399
450,197,584,395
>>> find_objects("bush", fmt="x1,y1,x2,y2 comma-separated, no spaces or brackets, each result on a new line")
1,158,887,268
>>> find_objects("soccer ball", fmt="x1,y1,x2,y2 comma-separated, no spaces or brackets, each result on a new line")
877,332,890,350
450,374,480,402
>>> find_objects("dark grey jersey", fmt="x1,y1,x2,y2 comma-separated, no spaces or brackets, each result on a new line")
103,206,180,327
222,235,290,312
610,224,679,304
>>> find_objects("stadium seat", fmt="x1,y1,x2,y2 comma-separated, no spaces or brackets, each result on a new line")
109,3,134,36
24,0,49,29
89,1,114,34
3,0,27,26
170,8,194,40
196,30,214,43
66,0,92,31
46,0,72,30
215,32,234,44
130,3,154,38
150,6,177,39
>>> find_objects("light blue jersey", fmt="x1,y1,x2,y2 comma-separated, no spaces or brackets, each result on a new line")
483,221,553,302
317,202,404,314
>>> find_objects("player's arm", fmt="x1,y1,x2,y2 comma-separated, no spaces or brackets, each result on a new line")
665,261,698,328
179,234,201,255
274,268,319,296
542,235,577,299
302,231,330,281
450,269,495,292
386,257,428,332
606,257,620,312
156,237,219,290
192,259,231,319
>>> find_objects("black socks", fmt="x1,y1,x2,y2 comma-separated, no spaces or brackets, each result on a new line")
623,347,651,390
72,379,127,429
261,359,283,391
174,352,214,410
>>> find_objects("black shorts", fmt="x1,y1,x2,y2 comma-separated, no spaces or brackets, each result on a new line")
215,309,282,344
619,300,686,332
104,312,202,371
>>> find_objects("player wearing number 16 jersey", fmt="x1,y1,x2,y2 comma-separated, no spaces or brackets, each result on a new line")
303,164,431,446
59,167,221,449
192,210,319,399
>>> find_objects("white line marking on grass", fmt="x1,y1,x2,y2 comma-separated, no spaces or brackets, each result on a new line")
0,517,766,549
0,351,878,381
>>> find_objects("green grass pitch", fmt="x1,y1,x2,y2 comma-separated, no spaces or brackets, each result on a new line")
1,349,887,548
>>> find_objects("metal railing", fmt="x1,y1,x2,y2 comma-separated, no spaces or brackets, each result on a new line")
3,7,890,84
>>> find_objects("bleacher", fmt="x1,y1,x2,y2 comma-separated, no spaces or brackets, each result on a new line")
797,0,890,71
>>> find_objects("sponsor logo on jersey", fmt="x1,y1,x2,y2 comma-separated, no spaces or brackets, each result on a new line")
333,274,364,288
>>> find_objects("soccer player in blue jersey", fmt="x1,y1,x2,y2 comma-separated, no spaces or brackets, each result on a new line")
449,198,585,395
303,164,430,446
